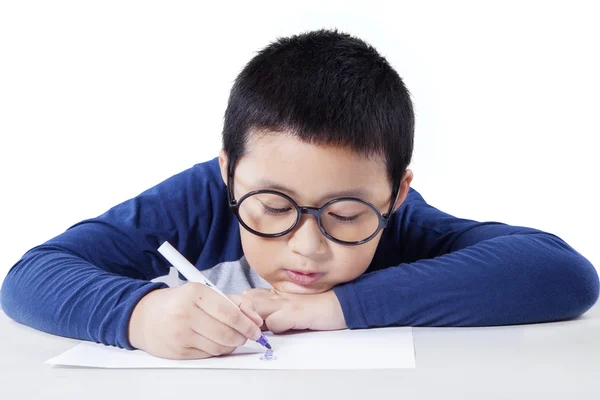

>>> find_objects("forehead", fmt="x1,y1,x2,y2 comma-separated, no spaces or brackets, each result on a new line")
235,132,390,203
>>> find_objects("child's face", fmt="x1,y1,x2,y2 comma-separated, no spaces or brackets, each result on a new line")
219,132,412,294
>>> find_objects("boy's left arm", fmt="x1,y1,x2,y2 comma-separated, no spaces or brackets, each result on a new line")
244,188,599,331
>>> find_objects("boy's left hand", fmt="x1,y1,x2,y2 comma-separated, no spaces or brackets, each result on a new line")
238,289,347,333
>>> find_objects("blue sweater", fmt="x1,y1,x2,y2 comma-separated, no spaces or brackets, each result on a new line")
1,157,598,349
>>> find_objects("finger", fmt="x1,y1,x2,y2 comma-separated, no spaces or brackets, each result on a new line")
225,294,263,327
167,346,212,360
238,298,264,327
265,310,297,334
242,288,279,300
189,305,249,347
242,292,282,319
227,294,261,322
242,288,272,296
193,286,262,342
185,330,237,357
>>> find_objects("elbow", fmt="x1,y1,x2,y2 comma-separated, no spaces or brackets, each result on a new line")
548,252,599,320
0,260,23,321
0,251,39,324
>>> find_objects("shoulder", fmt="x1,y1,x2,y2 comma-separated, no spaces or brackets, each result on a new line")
179,156,224,190
153,157,226,206
190,157,229,211
403,187,426,205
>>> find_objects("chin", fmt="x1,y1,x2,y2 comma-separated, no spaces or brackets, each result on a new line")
273,281,332,295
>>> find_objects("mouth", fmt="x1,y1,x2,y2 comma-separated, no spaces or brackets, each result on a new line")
285,269,324,286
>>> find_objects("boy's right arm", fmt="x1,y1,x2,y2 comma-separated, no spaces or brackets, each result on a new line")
0,163,262,358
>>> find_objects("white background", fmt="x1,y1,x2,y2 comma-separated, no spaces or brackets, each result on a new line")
1,0,598,285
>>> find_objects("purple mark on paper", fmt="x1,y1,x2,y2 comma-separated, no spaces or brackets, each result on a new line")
259,349,277,361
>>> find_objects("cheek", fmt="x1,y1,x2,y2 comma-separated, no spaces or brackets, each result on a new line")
239,229,281,277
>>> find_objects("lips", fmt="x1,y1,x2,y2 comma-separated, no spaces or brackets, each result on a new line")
285,269,324,285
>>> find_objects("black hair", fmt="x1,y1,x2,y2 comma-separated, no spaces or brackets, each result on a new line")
222,29,414,194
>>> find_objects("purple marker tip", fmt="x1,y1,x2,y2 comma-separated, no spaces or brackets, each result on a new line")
256,334,272,350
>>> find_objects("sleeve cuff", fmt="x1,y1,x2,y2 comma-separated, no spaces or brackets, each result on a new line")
115,281,169,350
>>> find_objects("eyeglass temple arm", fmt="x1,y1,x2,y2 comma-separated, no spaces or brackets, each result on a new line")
227,157,237,206
383,184,401,220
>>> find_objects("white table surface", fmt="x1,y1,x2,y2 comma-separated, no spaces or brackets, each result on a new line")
1,302,599,400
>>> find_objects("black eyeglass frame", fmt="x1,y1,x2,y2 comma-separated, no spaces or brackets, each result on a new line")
226,159,401,246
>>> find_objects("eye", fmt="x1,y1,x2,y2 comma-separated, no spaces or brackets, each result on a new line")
262,204,293,215
329,212,360,223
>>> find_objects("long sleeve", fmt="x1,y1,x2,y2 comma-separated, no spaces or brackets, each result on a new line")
0,160,233,349
333,188,600,328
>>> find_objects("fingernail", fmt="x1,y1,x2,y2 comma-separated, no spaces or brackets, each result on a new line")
252,327,262,341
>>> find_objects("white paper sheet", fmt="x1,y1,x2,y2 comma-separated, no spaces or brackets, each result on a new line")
46,327,414,369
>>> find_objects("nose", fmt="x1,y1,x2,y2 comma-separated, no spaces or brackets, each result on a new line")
287,212,326,256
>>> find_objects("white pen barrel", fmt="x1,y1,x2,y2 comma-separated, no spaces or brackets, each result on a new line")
157,241,237,307
157,241,210,284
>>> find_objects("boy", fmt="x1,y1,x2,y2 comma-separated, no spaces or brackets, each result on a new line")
1,29,598,360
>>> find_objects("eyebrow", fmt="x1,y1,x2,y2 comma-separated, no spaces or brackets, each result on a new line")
254,178,372,204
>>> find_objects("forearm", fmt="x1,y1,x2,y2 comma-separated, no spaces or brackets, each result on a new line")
0,248,167,349
334,232,599,328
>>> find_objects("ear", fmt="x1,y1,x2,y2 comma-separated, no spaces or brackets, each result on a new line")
392,169,414,212
218,149,229,186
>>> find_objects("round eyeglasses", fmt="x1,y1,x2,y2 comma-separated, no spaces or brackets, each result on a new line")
227,161,400,246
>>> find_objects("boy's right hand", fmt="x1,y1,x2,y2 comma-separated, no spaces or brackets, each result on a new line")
128,283,264,360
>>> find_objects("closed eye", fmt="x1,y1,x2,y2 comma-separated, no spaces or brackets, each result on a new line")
329,212,359,223
262,204,293,215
